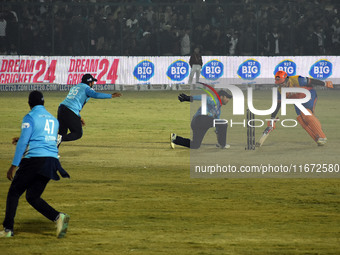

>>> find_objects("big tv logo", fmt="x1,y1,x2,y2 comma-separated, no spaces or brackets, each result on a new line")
133,60,155,81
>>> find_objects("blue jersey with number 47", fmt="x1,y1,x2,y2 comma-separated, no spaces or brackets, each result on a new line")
12,105,59,166
60,83,112,116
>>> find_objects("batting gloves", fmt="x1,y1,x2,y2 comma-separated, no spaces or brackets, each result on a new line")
325,81,333,88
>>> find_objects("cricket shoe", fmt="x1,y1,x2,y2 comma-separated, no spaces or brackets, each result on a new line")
317,137,327,146
55,213,70,238
216,143,231,149
170,133,176,149
0,228,13,238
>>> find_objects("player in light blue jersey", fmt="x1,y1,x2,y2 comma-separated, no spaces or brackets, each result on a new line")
170,90,232,149
1,91,70,238
58,73,121,144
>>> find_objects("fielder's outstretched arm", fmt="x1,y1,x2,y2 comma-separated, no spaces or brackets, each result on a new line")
307,77,333,88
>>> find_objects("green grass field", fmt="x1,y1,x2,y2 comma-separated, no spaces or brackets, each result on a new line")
0,90,339,255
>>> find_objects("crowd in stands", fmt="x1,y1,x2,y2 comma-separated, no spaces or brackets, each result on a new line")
1,0,340,56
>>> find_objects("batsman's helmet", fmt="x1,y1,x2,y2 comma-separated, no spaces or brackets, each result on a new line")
275,70,288,84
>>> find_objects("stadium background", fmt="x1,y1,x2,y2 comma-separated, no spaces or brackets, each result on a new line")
0,1,340,255
1,0,340,57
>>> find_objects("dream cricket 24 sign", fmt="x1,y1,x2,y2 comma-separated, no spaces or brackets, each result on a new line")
0,59,57,83
0,57,119,85
67,58,119,85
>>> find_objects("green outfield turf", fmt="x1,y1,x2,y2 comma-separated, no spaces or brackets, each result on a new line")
0,90,339,255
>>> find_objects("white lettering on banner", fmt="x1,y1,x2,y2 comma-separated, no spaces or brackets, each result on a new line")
278,66,294,73
206,66,222,74
314,66,330,75
242,65,258,73
0,56,338,85
137,66,152,75
171,67,186,75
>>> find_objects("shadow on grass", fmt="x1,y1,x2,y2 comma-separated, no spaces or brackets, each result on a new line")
17,219,54,236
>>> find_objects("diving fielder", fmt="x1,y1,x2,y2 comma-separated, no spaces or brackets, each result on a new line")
58,73,121,144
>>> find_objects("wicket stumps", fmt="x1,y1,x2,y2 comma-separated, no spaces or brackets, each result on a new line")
246,109,255,150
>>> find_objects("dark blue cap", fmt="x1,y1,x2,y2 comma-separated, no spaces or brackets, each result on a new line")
81,73,97,84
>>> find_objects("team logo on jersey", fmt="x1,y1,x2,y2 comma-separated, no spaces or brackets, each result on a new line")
309,59,332,80
166,60,189,81
274,60,296,76
237,59,261,80
133,60,155,81
22,123,30,128
201,60,224,80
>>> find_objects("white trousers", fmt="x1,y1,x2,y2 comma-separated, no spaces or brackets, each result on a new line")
188,64,201,84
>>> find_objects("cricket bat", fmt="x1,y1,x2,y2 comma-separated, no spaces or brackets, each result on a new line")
255,118,279,147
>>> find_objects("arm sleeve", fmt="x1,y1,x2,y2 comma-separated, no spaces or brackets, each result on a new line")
12,115,33,166
192,95,216,105
192,95,202,101
85,87,112,99
307,77,326,87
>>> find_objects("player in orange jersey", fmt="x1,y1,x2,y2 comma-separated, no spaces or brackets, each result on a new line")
270,70,333,146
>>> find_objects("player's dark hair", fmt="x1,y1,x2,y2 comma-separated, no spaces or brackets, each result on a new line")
218,90,232,99
28,91,44,107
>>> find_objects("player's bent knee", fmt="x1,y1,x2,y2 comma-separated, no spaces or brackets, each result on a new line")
190,142,201,149
25,193,39,206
